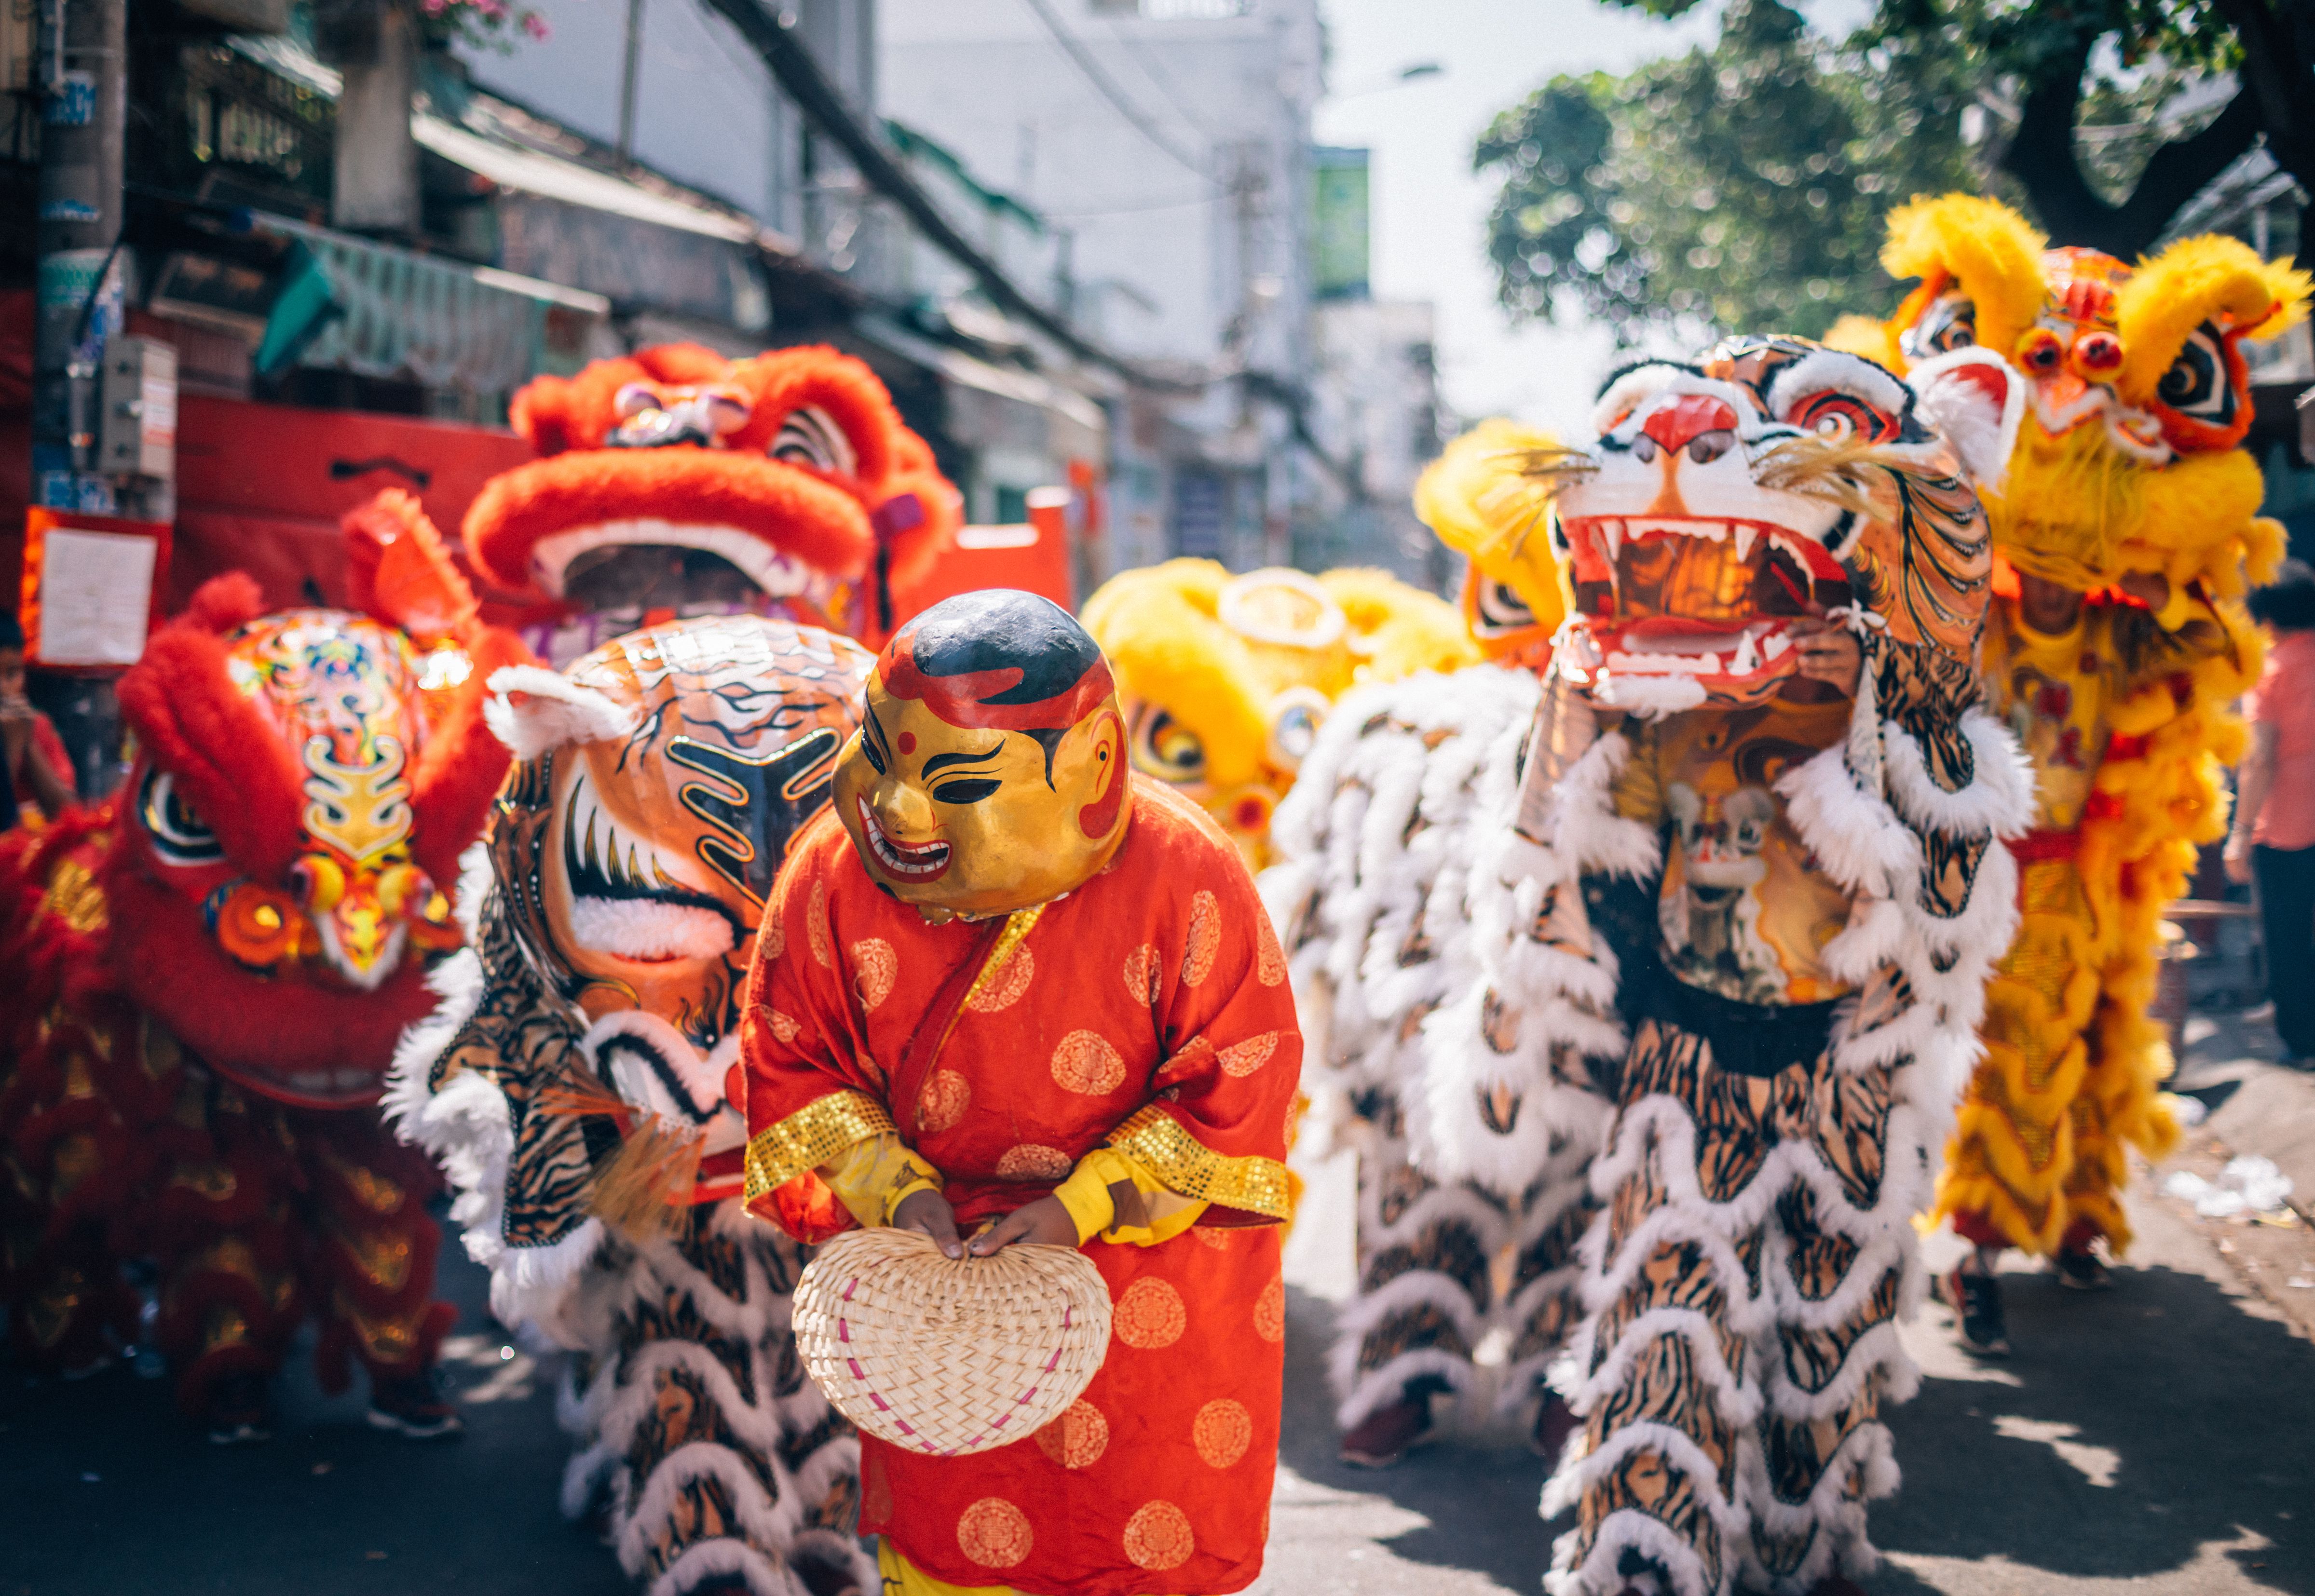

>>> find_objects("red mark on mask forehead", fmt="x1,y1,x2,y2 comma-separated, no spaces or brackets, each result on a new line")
897,731,916,755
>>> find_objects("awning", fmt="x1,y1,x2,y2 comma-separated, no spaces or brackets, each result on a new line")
858,313,1108,437
228,35,795,252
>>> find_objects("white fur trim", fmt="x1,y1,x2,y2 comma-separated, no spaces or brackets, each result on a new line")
1906,347,2026,490
568,895,736,961
530,520,831,604
484,664,640,758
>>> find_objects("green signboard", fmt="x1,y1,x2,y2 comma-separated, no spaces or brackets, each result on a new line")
1312,145,1369,302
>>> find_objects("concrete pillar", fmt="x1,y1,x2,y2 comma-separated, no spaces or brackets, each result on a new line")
328,0,421,235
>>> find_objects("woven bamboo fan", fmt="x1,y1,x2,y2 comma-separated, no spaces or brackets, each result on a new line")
792,1227,1114,1457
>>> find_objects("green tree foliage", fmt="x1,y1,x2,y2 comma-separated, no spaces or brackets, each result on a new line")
1478,0,1983,344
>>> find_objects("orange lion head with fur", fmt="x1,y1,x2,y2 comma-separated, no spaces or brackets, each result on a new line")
466,343,962,663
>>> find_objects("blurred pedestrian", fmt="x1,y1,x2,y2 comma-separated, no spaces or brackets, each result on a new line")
2227,558,2315,1063
0,613,76,830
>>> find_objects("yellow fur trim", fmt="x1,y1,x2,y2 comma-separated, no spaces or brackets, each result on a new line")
1081,559,1271,790
1412,418,1568,636
1823,312,1902,367
1880,193,2048,365
1319,567,1481,681
2113,233,2315,406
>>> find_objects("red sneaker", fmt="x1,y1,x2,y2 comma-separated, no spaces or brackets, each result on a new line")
367,1370,464,1440
1339,1393,1435,1468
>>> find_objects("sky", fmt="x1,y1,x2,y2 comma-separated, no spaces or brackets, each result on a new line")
1311,0,1867,439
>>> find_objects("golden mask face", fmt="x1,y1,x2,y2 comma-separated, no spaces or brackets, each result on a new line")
833,591,1131,921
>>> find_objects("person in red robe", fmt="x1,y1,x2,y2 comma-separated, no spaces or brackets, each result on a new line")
741,589,1300,1596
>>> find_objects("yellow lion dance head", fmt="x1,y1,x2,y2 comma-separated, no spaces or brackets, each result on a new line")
1412,418,1568,668
1080,560,1475,866
1836,193,2309,600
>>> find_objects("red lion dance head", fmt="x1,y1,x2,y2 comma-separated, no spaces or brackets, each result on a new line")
97,494,528,1106
464,343,961,662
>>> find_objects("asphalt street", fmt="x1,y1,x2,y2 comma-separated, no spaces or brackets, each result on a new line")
4,1014,2313,1596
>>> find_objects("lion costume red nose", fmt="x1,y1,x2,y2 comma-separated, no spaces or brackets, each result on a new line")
1641,394,1741,455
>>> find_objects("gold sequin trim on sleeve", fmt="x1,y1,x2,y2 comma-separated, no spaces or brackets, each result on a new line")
744,1091,897,1202
1103,1104,1291,1221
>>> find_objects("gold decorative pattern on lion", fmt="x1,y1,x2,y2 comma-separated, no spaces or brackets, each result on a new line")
1850,194,2311,1258
1081,559,1476,866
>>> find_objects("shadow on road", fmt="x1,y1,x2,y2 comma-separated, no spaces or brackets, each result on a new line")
0,1208,622,1596
1279,1285,1558,1591
1873,1261,2315,1595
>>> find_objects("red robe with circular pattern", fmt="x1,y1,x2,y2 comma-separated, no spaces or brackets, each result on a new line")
742,776,1299,1596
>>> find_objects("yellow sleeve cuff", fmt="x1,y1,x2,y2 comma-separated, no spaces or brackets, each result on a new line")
883,1174,944,1227
1052,1155,1119,1245
1057,1146,1209,1247
743,1090,896,1202
814,1131,945,1231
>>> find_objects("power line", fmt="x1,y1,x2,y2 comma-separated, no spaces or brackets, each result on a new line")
1102,14,1215,141
1014,0,1216,186
696,0,1203,392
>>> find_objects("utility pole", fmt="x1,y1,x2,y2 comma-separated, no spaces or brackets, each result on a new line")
617,0,646,164
31,0,126,515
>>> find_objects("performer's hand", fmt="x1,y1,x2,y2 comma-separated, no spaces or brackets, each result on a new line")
0,694,31,767
2224,831,2254,886
965,1196,1078,1255
893,1188,964,1259
1787,619,1862,697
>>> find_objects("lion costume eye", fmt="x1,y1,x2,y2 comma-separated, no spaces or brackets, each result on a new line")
1788,392,1893,444
140,769,225,866
1903,291,1976,361
770,405,858,476
1473,579,1537,636
1266,688,1331,772
1130,704,1206,783
2157,326,2233,422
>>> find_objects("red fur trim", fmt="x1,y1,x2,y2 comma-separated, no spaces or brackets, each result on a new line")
102,853,436,1100
463,444,879,595
342,488,480,645
182,573,268,634
116,629,307,883
478,344,961,609
509,342,762,456
719,345,900,482
407,623,527,885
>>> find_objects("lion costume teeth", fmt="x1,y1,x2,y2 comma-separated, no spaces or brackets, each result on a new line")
1847,194,2314,1262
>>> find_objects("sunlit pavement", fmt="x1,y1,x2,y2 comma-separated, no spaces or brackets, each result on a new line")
4,1009,2312,1596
